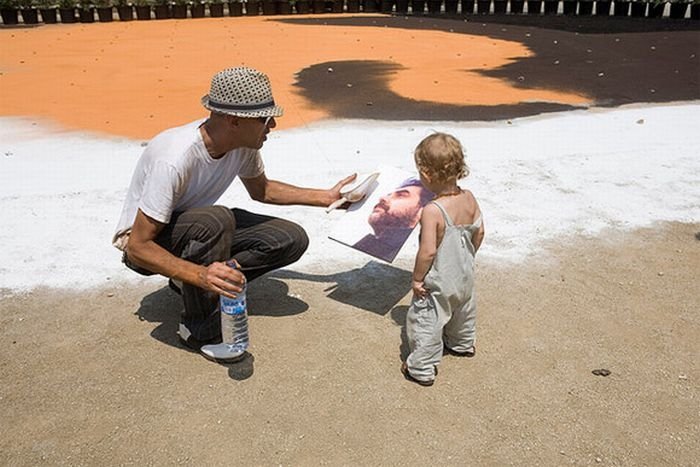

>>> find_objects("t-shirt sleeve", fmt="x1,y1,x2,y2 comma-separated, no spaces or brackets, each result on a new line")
237,149,265,179
139,160,183,224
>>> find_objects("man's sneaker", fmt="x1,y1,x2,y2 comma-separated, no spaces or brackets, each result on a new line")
177,323,220,351
177,324,245,364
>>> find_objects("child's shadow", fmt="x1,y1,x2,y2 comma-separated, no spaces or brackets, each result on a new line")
133,275,309,352
390,305,410,361
271,260,412,316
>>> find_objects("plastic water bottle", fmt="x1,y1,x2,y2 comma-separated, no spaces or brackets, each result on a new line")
220,261,249,353
200,260,248,362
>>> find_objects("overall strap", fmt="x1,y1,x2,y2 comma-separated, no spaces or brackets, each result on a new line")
431,201,454,226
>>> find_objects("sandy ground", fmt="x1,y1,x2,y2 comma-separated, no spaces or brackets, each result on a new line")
1,223,698,465
1,12,699,466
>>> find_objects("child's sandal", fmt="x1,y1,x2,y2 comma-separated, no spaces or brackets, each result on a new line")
401,362,435,387
445,345,476,358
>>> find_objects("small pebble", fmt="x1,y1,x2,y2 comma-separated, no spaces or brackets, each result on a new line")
107,292,114,298
327,67,333,73
598,72,605,77
592,368,611,377
636,119,645,124
657,271,664,276
596,458,602,463
678,374,688,380
346,83,352,88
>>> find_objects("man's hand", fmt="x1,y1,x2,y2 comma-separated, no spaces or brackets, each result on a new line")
328,173,358,209
199,260,247,299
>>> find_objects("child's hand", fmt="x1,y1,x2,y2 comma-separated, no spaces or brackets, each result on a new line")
412,280,428,298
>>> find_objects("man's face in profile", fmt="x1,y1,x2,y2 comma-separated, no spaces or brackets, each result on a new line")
368,185,424,235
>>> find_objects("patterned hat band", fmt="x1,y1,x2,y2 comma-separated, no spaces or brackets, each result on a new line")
201,67,284,118
206,99,277,111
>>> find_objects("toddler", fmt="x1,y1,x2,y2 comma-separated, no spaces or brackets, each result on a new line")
402,133,485,387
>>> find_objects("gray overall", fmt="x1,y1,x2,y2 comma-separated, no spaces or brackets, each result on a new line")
406,201,482,382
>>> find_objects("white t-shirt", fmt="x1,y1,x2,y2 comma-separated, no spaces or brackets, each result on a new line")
112,119,264,250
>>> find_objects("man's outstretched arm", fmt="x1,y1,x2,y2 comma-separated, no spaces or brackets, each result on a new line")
241,172,357,207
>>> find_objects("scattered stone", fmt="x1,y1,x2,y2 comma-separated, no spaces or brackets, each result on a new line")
366,102,373,106
554,60,560,65
346,83,352,88
636,119,645,124
657,271,664,276
650,46,656,51
517,75,525,81
597,72,605,77
107,292,114,298
553,40,558,44
678,374,688,380
327,67,333,73
596,457,602,463
592,369,611,377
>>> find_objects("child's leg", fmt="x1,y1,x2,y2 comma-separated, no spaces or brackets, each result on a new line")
443,291,477,353
406,296,443,382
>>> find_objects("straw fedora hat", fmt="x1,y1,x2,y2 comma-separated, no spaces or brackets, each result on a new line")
201,67,284,118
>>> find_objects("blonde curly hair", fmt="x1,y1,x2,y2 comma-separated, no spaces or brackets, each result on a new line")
414,132,469,184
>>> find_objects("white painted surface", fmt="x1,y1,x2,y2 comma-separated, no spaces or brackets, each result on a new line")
1,102,698,292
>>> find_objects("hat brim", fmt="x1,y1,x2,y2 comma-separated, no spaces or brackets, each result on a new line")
201,95,284,118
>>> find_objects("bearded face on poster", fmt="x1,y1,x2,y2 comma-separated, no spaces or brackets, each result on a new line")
353,177,434,262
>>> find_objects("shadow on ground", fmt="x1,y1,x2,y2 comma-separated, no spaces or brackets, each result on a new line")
286,15,699,122
133,276,309,351
390,304,411,360
271,260,412,316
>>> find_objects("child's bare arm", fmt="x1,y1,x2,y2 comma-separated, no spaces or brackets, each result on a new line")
412,204,441,297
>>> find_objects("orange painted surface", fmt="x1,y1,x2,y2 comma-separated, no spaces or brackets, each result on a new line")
0,15,590,139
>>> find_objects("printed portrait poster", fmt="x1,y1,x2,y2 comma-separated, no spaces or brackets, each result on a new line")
329,167,434,263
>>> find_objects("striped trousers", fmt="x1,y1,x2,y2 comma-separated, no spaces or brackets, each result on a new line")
124,206,308,341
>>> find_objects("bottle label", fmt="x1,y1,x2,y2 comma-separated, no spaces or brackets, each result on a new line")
221,297,246,315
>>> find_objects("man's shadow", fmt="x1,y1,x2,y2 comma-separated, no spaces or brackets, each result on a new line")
270,260,412,316
134,275,309,379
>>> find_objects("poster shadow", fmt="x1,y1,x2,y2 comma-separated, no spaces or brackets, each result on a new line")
271,260,412,316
